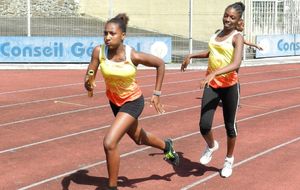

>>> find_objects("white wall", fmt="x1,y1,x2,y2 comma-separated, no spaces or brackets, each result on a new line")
79,0,238,41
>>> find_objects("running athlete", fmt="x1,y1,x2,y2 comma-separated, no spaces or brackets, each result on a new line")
181,2,245,178
84,13,179,190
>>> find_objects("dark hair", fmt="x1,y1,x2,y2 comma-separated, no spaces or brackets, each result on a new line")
107,13,129,33
226,2,245,18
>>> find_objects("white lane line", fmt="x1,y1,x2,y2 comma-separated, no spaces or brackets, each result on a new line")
2,85,299,128
1,67,298,95
0,106,199,154
145,101,179,108
240,67,300,76
0,78,198,109
241,86,300,99
2,87,299,154
0,70,193,95
173,104,300,143
0,105,107,128
181,136,300,190
0,69,300,102
53,100,87,107
3,101,299,154
1,74,299,109
0,93,88,109
0,82,82,95
17,104,300,190
17,146,151,190
0,89,200,128
239,104,269,109
242,75,300,85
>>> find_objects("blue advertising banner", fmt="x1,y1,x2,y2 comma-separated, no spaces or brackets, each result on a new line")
256,34,296,58
0,37,172,63
295,34,300,56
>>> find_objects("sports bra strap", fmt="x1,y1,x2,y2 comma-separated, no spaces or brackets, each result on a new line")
99,45,106,62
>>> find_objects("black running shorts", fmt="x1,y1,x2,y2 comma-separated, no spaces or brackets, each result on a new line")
109,95,144,119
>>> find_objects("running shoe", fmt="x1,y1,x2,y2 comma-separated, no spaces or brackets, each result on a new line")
199,140,219,165
164,138,179,166
221,156,234,178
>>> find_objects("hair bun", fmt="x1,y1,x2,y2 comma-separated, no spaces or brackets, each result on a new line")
115,13,129,26
236,2,245,12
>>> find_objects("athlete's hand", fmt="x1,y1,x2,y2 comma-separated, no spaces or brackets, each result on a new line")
150,95,165,114
181,55,191,72
200,73,215,89
84,75,96,91
256,45,263,51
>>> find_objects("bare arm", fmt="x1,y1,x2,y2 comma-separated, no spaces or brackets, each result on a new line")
131,50,165,114
244,40,263,50
131,49,165,92
181,50,210,71
84,46,100,92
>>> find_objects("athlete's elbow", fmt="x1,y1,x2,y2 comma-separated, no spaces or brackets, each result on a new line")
156,60,165,70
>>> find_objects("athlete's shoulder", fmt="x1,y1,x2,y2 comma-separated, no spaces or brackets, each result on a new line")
232,31,244,46
91,45,101,57
233,30,243,37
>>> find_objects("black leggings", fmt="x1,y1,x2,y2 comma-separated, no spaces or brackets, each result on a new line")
199,84,240,138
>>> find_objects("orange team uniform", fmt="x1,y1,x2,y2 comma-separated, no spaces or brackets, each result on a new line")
207,30,239,88
98,45,142,106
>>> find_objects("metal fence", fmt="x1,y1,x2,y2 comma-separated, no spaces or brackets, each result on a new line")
245,0,300,58
1,0,299,64
249,0,300,36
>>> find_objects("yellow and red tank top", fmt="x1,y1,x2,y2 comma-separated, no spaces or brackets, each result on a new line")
207,30,239,88
99,45,142,106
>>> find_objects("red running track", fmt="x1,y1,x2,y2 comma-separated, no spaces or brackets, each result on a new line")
0,63,299,190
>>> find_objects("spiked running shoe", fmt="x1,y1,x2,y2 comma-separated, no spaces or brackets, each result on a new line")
163,139,179,166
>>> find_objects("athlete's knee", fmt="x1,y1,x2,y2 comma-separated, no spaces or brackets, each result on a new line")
103,136,117,151
199,122,211,136
225,123,238,138
226,130,237,138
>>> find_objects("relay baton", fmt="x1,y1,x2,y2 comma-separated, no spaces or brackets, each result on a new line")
87,70,95,97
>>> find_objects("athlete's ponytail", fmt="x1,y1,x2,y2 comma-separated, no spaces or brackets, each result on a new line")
107,13,129,33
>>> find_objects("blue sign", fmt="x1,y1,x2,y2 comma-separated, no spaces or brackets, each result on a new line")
295,34,300,56
0,37,172,63
256,34,298,58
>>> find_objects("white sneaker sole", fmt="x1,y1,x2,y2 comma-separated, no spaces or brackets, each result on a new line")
221,169,232,178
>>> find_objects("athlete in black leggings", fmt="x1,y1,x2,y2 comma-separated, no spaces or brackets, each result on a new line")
181,2,245,178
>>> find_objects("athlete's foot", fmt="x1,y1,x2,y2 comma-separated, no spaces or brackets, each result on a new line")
199,140,219,165
221,156,234,178
164,138,180,166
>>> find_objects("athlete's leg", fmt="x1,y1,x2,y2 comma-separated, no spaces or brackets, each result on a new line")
127,120,179,166
220,84,239,157
198,86,221,165
127,120,165,149
103,112,136,188
219,84,239,177
199,86,220,148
